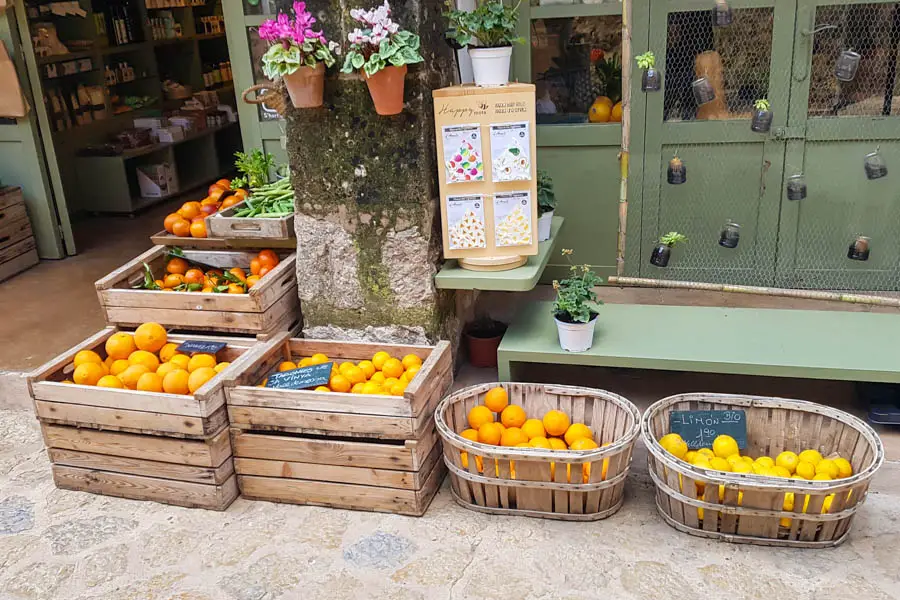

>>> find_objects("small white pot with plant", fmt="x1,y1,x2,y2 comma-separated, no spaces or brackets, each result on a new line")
537,169,557,242
552,249,603,352
444,0,523,87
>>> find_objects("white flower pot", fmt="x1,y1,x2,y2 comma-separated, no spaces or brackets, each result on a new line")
555,315,597,353
469,46,512,87
537,210,554,242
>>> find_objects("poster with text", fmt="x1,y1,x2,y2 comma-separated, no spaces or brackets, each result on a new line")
442,124,484,184
493,191,533,247
447,194,486,250
490,121,531,182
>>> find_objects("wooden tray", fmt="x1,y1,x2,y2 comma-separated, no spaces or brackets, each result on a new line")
94,246,299,335
0,237,38,282
150,230,297,250
206,200,294,241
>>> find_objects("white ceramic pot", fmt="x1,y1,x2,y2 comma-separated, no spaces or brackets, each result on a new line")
537,210,554,242
469,46,512,87
554,315,597,353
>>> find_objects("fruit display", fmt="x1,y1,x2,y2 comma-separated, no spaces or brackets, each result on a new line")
136,248,280,294
61,323,232,395
162,179,248,239
257,350,425,397
230,175,294,218
587,95,622,123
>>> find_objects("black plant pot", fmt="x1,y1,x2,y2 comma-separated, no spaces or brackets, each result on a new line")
642,68,661,92
751,109,773,133
835,50,861,83
865,151,888,180
712,0,733,26
692,77,716,105
667,157,686,184
719,222,740,248
650,244,671,267
847,236,870,261
786,174,807,200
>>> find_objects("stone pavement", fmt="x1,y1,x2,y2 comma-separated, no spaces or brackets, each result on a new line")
2,406,899,600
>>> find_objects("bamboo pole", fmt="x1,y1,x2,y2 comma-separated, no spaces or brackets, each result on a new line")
607,276,900,308
616,0,632,277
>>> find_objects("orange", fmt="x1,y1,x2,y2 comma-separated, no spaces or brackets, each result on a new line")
250,258,262,276
228,267,247,283
467,405,494,430
401,354,423,370
529,437,552,449
383,377,400,390
200,195,219,206
208,188,226,203
338,361,355,374
128,350,160,372
168,354,190,370
258,266,272,277
188,354,217,372
136,372,164,392
246,275,261,289
310,353,329,365
381,358,404,379
362,382,383,395
460,428,479,443
172,220,191,237
278,361,298,372
372,351,391,371
74,350,103,369
220,195,242,210
105,333,136,360
179,201,202,220
297,357,313,368
97,375,124,389
163,369,190,394
103,355,116,370
521,419,546,440
501,405,527,428
184,269,205,285
478,422,503,445
159,343,180,363
564,423,593,447
314,386,330,392
166,258,189,275
73,362,105,386
163,273,185,288
402,366,420,383
164,213,185,234
610,101,623,122
214,362,230,373
588,99,612,123
118,364,150,389
135,323,167,352
109,359,131,377
357,360,376,379
548,438,568,451
500,427,529,447
257,249,279,269
156,362,178,379
484,387,509,413
344,365,366,385
351,382,365,394
543,410,570,437
227,284,245,294
329,374,352,393
570,438,599,451
389,381,407,396
188,367,216,393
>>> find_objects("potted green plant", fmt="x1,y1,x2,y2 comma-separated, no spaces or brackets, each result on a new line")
341,1,424,115
751,99,773,133
650,232,687,267
636,51,660,92
259,2,340,109
537,169,557,242
552,249,604,352
444,0,523,87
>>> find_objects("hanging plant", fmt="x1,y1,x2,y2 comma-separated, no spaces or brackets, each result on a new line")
636,51,660,92
692,77,715,105
751,99,773,133
864,149,887,180
847,235,870,261
712,0,733,27
835,49,861,83
667,154,686,184
718,220,740,249
650,232,687,267
786,174,807,200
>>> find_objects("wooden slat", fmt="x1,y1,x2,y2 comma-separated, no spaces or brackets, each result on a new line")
0,214,34,252
0,246,39,282
32,382,215,418
48,448,234,485
206,201,295,240
36,401,228,439
226,386,414,417
0,186,24,211
227,405,415,439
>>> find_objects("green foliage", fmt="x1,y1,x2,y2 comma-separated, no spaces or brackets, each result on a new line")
595,53,622,104
659,231,687,247
233,150,275,190
261,41,337,80
754,98,770,111
341,30,424,77
444,0,524,48
537,169,557,215
635,51,656,70
552,249,604,324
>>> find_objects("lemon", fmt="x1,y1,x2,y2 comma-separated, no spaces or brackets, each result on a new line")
771,465,791,478
798,449,823,466
361,381,383,395
731,460,752,474
752,463,772,475
369,372,386,384
684,450,699,464
708,457,731,472
795,461,816,479
822,494,835,513
812,473,832,481
754,456,775,469
357,360,376,379
833,457,853,478
691,455,711,469
658,433,688,459
726,454,744,466
309,353,329,365
697,448,715,458
351,382,365,394
372,351,391,371
775,451,800,474
712,435,739,459
815,459,839,479
338,361,355,374
741,456,754,465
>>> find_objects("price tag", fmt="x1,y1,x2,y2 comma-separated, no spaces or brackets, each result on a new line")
266,362,333,390
669,410,747,450
176,340,227,354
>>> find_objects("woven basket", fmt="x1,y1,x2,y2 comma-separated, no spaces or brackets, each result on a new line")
642,393,884,548
242,81,287,117
435,382,641,521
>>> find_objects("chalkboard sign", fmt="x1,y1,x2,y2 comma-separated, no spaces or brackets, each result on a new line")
177,340,227,354
669,410,747,450
266,362,333,390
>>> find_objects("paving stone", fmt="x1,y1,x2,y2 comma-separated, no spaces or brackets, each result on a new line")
218,553,313,600
0,495,34,534
343,531,417,571
46,516,138,555
4,561,74,599
76,543,130,588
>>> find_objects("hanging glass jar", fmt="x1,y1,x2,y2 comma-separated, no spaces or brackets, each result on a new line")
719,220,740,248
865,150,888,180
692,77,716,105
786,174,807,200
750,99,773,133
642,67,661,92
650,244,671,267
712,0,733,26
667,155,686,184
835,49,861,83
847,235,870,261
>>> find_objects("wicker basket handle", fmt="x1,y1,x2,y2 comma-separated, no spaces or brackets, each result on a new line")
241,84,274,105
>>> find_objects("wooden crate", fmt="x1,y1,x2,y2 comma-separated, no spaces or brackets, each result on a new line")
643,393,885,548
94,246,299,335
43,423,238,510
150,230,298,250
206,200,294,241
0,187,39,282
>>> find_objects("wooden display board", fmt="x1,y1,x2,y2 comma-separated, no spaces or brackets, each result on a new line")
433,84,539,267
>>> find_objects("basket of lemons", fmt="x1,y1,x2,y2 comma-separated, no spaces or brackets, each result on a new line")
435,382,641,520
642,393,884,547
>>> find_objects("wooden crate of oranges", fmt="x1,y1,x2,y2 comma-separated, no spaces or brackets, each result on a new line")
223,337,452,515
436,383,641,521
95,246,299,335
28,323,275,510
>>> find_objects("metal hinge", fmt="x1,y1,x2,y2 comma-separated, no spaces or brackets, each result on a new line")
771,126,806,141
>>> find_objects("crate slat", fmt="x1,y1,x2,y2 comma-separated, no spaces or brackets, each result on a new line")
206,200,295,240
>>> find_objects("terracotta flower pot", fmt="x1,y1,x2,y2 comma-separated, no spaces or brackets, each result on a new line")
283,63,325,109
464,320,507,368
362,65,407,116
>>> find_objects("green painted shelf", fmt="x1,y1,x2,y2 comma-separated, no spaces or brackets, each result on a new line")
435,216,564,292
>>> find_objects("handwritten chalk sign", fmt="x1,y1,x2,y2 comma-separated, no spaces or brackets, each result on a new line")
266,362,333,390
669,410,747,450
176,340,227,354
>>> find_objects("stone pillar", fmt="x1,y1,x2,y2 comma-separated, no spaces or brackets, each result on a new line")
286,0,460,345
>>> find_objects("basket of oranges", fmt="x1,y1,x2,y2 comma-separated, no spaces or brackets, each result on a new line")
435,382,641,521
642,393,884,547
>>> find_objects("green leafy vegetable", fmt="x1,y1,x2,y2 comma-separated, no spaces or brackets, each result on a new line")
444,0,523,48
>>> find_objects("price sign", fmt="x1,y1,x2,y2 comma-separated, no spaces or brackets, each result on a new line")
669,410,747,450
266,362,333,390
176,340,227,354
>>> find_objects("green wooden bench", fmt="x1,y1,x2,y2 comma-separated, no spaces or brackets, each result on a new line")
498,301,900,383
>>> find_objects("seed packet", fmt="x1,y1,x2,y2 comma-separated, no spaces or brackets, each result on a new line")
447,194,486,250
442,124,484,184
490,122,531,182
493,191,533,247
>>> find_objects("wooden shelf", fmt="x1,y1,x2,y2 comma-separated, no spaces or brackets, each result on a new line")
115,122,239,160
37,50,95,66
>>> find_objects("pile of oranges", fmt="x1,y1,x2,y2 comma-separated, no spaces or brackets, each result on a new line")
162,180,247,239
261,351,423,396
62,322,231,395
142,249,279,294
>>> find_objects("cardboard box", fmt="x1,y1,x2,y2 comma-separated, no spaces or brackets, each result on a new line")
137,163,179,198
157,126,184,143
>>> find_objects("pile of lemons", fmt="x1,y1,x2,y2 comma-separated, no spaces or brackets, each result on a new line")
262,351,423,396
